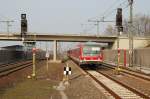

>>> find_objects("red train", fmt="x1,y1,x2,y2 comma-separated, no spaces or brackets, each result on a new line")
67,43,103,65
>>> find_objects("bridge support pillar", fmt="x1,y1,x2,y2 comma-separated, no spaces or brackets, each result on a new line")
50,40,61,63
53,40,57,61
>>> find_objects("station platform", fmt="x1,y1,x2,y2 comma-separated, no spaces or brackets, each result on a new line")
0,60,107,99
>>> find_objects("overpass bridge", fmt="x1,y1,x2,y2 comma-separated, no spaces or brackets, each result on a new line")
0,33,150,62
0,33,117,42
0,33,117,62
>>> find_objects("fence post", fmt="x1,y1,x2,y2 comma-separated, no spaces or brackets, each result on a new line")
124,49,126,67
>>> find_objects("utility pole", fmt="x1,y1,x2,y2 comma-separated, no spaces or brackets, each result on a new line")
0,20,14,35
88,18,114,35
128,0,133,67
88,20,100,35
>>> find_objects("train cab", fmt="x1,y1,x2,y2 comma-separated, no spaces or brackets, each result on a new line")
79,44,103,64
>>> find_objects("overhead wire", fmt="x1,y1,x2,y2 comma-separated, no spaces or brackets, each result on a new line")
80,22,99,34
88,0,122,20
87,0,129,23
120,2,146,36
102,0,121,16
100,0,128,20
81,0,129,33
82,24,96,33
101,0,130,34
131,24,145,36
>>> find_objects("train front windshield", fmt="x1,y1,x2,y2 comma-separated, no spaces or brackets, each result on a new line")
83,46,100,56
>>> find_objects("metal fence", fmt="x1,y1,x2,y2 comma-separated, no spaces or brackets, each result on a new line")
102,48,150,68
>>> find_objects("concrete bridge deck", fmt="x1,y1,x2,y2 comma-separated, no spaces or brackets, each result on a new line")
0,33,117,43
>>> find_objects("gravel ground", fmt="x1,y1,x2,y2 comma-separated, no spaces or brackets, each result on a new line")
65,60,107,99
99,66,150,98
0,59,110,99
0,60,35,92
0,60,62,99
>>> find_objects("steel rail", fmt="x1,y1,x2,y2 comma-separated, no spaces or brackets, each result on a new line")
97,70,150,99
102,62,150,81
0,61,32,77
85,70,121,99
70,58,149,98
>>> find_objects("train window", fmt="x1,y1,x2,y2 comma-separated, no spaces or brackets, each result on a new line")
92,47,100,51
83,46,100,56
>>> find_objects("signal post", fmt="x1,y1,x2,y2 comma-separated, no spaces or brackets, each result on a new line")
45,51,50,78
115,8,123,74
32,47,36,78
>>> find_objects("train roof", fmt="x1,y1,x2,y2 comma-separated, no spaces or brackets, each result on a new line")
81,42,107,47
2,45,24,51
2,45,23,48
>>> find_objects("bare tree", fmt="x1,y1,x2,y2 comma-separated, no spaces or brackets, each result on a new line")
123,14,150,37
104,14,150,37
104,25,116,35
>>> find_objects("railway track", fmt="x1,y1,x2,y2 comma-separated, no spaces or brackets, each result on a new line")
98,65,150,98
72,61,150,98
69,58,150,98
86,70,150,99
87,70,146,99
102,62,150,81
0,60,32,77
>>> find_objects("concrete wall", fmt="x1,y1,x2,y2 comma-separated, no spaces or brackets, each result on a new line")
102,48,150,68
112,37,150,49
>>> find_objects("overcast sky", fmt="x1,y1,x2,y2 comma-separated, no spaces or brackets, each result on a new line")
0,0,149,49
0,0,149,34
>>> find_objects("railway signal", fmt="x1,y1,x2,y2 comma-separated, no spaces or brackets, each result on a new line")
115,8,123,75
116,8,122,27
116,8,123,32
21,14,28,37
